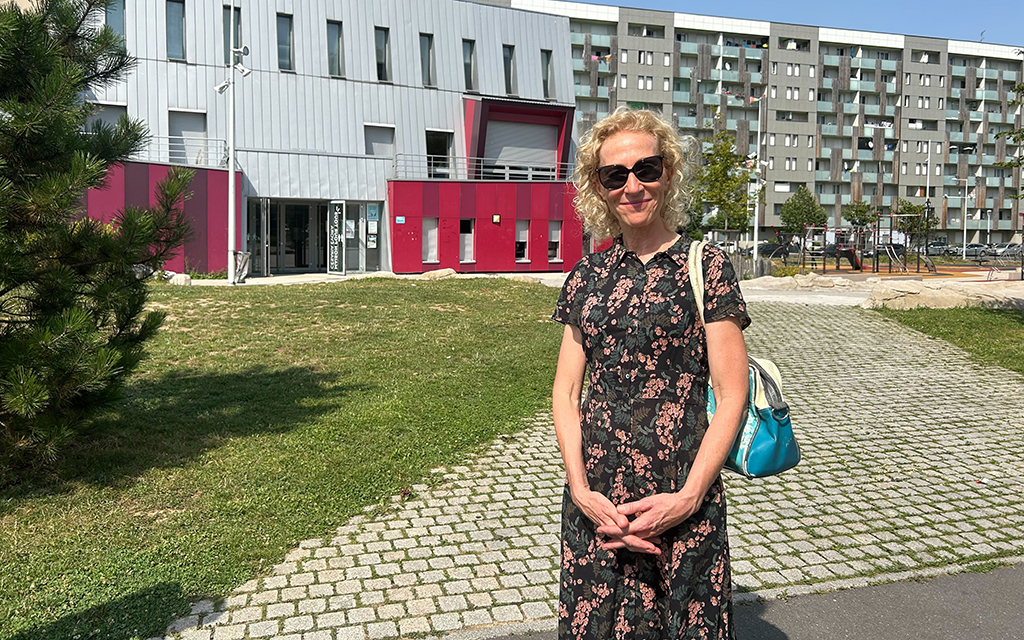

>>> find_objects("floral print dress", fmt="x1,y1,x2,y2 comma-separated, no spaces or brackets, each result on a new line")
552,236,750,640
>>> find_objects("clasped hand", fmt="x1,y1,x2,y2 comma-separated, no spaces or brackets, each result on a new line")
574,489,700,555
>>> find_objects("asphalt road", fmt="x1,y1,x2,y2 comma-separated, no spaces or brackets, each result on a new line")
483,562,1024,640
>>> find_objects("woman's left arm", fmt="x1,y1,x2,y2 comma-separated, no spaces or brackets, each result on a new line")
602,316,748,546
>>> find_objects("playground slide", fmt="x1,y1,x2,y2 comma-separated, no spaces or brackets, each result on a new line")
838,249,862,270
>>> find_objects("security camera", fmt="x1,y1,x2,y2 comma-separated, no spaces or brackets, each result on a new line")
214,79,230,94
234,62,252,77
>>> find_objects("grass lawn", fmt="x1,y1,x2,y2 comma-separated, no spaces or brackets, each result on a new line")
0,278,563,640
877,307,1024,378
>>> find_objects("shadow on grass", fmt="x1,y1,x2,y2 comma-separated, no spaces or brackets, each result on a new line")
8,582,187,640
2,365,368,501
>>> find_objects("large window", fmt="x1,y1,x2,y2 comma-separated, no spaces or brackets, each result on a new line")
548,220,562,260
375,27,391,82
515,220,529,261
420,33,435,86
327,21,344,77
222,5,241,65
425,130,453,179
462,40,477,91
166,0,185,61
541,49,554,99
106,0,125,43
459,219,474,262
503,44,517,95
364,125,396,157
422,218,439,263
277,14,294,71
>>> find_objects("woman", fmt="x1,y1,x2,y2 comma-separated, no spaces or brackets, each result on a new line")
552,107,751,639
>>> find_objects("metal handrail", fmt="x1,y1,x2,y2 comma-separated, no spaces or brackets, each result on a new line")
393,153,574,182
132,135,229,168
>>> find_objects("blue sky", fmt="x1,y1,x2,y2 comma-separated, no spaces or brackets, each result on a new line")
581,0,1024,49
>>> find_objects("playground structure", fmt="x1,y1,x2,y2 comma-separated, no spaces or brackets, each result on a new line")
796,204,939,275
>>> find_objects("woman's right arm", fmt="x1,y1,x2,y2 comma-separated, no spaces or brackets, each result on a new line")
552,324,658,554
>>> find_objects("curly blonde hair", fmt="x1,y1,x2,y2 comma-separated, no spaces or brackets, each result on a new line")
573,106,700,240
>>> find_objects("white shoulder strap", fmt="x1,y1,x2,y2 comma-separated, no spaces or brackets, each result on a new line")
688,240,708,325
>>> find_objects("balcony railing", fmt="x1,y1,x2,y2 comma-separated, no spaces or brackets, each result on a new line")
393,154,574,182
132,135,228,168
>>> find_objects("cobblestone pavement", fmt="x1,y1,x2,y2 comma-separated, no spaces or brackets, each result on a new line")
161,302,1024,639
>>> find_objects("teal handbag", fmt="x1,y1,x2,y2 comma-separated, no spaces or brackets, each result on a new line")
688,241,801,478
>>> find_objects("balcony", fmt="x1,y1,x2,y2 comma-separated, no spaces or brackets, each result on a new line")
951,66,967,77
393,154,575,182
570,33,586,46
574,84,590,97
857,150,874,160
677,67,692,78
745,48,763,60
879,195,893,207
596,85,609,99
950,87,961,99
678,115,697,128
864,104,880,116
949,131,964,142
976,89,998,101
703,93,720,105
1006,70,1018,82
591,34,611,48
945,109,960,120
750,72,762,83
946,196,962,207
986,176,1002,187
881,60,897,72
726,118,739,130
970,111,983,121
672,91,691,103
817,101,835,112
943,175,961,186
843,102,860,114
819,193,836,204
982,154,996,164
720,45,740,58
883,104,896,116
679,42,699,55
823,55,839,66
982,68,1000,79
821,124,838,136
711,69,740,82
883,81,897,93
597,60,611,74
572,58,585,72
815,170,831,181
861,171,878,182
134,135,228,168
859,81,876,92
821,77,834,89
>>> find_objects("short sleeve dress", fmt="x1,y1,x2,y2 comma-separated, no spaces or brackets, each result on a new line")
552,235,750,640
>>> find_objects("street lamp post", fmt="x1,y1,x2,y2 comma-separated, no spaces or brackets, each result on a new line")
217,1,250,285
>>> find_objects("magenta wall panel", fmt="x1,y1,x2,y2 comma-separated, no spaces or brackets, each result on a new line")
387,180,582,274
86,164,125,225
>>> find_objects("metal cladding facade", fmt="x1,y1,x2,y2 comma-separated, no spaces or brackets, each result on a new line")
83,0,577,274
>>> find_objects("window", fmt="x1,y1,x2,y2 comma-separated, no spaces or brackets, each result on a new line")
918,96,923,108
903,95,910,108
646,76,652,91
785,86,792,100
916,141,923,152
502,45,517,95
541,49,554,99
664,52,671,66
107,0,125,43
620,74,627,89
808,158,814,171
646,51,654,65
794,64,800,76
638,76,644,90
423,218,439,262
364,125,395,157
809,66,815,78
768,157,774,169
786,63,792,76
924,96,930,109
515,220,529,261
935,163,941,176
938,97,944,109
223,5,241,65
548,220,562,260
166,0,185,61
939,75,945,87
327,21,344,77
463,40,477,91
770,85,777,99
277,14,293,71
808,135,813,148
621,49,628,64
771,61,777,74
808,88,815,101
904,72,911,84
459,219,474,262
663,77,670,91
935,142,942,154
901,162,907,174
425,130,452,178
769,133,775,146
375,27,391,82
420,33,435,86
637,50,644,64
784,134,791,147
902,140,908,152
925,74,931,87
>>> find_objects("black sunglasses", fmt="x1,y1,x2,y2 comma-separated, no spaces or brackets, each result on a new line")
595,155,665,190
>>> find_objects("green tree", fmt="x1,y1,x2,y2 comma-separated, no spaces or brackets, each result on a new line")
693,114,756,233
892,198,925,235
779,186,827,235
0,0,192,478
841,199,876,230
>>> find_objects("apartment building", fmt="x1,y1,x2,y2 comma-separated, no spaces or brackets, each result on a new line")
76,0,579,276
481,0,1023,245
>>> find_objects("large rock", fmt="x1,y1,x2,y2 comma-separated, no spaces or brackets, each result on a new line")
863,280,1024,310
507,274,542,284
419,268,457,280
169,273,192,286
742,275,797,290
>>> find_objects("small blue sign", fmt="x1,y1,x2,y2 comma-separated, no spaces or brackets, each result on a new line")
367,204,379,221
396,216,405,224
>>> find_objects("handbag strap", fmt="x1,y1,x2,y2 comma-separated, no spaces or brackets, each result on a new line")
687,239,708,326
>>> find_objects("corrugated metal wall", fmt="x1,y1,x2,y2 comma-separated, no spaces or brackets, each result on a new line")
89,0,572,206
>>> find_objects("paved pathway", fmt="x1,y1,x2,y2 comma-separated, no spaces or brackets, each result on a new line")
160,301,1024,640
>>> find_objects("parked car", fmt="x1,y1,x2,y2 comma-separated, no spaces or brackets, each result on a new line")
926,241,950,256
962,243,989,258
992,242,1020,256
742,242,791,258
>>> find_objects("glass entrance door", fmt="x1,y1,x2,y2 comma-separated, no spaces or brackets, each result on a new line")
325,201,382,273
